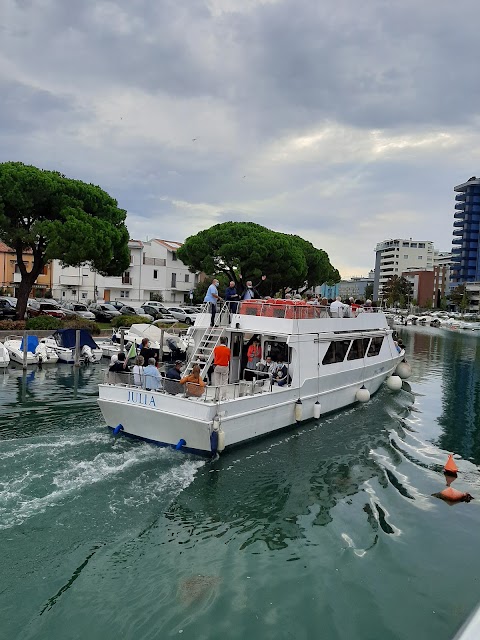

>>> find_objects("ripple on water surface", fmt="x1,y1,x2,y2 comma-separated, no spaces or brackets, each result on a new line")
2,334,480,640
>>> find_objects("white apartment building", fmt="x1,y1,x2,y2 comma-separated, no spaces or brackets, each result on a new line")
373,238,434,300
52,239,198,305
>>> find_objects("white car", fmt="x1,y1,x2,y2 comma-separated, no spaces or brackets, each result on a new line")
166,306,199,325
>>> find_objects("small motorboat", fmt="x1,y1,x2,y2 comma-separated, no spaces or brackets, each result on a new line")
0,341,10,368
4,335,58,365
112,324,194,361
40,329,103,363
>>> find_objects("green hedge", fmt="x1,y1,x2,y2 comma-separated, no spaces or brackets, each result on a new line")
26,316,62,330
110,315,151,329
25,316,101,334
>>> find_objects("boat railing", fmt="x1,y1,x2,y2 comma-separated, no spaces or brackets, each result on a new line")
201,300,382,320
102,369,273,401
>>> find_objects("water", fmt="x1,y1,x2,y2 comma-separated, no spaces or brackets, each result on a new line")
1,328,480,640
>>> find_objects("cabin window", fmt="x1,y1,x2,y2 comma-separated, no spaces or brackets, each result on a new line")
322,340,351,365
367,336,384,357
347,338,371,360
263,340,290,363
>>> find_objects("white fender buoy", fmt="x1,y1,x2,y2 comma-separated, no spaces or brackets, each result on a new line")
356,385,370,403
217,427,225,452
313,401,321,419
386,375,402,391
395,361,412,379
295,399,303,422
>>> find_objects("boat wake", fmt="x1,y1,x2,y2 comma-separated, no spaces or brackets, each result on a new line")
0,427,204,531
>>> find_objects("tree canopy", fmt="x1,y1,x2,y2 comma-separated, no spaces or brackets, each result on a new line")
381,275,412,306
176,222,340,295
0,162,130,318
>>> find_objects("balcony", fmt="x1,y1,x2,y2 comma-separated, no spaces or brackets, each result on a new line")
455,203,465,210
121,277,133,285
453,220,464,228
455,194,466,201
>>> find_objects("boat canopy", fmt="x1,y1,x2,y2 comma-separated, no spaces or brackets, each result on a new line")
20,335,39,353
53,329,99,349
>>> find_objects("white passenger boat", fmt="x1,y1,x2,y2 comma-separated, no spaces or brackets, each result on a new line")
98,300,409,456
40,329,103,364
0,341,10,368
4,335,58,365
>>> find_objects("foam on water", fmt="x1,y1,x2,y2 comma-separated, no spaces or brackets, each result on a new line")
0,428,205,530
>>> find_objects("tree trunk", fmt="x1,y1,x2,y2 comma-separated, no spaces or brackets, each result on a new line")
16,271,38,320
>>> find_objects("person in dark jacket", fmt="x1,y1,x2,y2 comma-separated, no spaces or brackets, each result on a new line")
109,352,131,373
166,360,183,380
224,281,240,314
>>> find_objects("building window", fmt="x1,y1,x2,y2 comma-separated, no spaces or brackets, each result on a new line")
62,291,66,297
81,292,87,299
122,272,131,285
411,243,417,248
402,242,409,247
153,270,158,279
172,252,177,261
185,274,189,282
120,290,130,298
404,255,408,259
419,243,425,248
171,273,177,288
418,256,423,260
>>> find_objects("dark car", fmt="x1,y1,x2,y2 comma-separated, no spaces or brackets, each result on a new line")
141,304,168,320
88,303,122,322
0,298,17,320
27,300,66,319
110,301,126,311
119,306,153,321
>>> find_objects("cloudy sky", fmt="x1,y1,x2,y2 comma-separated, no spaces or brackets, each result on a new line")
1,0,479,278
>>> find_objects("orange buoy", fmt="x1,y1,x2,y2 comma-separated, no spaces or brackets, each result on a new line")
438,487,473,503
444,454,459,476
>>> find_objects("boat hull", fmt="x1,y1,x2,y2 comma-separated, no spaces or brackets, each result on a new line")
98,360,400,455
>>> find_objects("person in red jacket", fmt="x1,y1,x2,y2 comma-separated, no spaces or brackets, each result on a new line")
213,337,231,387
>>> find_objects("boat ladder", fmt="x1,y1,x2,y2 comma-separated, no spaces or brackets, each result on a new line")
184,325,226,378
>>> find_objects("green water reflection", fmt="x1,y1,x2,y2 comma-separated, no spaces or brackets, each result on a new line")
1,330,480,640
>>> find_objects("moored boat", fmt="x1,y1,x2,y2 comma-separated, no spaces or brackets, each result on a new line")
4,335,58,365
98,300,408,456
40,329,103,364
0,341,10,368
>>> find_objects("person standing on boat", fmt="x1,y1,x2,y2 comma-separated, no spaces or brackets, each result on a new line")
204,278,222,327
213,337,231,387
241,275,266,300
140,338,158,365
225,281,240,314
143,358,162,391
245,339,262,380
132,355,145,386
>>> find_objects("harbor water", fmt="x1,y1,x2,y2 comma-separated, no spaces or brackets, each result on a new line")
2,326,480,640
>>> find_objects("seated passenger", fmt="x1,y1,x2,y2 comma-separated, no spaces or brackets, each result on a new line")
180,364,206,397
274,359,289,386
256,356,277,377
109,352,131,373
363,299,373,312
144,358,162,391
166,360,183,380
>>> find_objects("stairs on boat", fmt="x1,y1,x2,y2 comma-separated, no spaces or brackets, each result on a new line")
184,326,225,379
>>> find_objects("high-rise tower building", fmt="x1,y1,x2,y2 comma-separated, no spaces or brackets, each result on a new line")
452,177,480,284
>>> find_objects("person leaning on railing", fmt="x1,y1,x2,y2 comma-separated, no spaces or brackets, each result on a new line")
109,352,131,373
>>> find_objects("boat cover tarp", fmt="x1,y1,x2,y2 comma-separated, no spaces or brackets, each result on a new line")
53,329,99,349
20,335,39,353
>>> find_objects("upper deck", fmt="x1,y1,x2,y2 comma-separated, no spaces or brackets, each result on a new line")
196,300,390,335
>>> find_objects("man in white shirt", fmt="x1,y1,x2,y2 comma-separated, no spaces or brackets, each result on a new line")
330,296,347,318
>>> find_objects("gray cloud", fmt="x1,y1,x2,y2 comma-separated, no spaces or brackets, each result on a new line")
1,0,479,277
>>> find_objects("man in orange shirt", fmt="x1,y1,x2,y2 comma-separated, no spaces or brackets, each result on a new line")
213,337,231,387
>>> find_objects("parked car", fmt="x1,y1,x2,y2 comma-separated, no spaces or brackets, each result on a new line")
110,301,127,311
143,301,170,313
119,306,154,322
61,302,96,320
88,303,122,322
0,297,17,320
166,306,199,325
27,300,66,319
149,309,178,325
